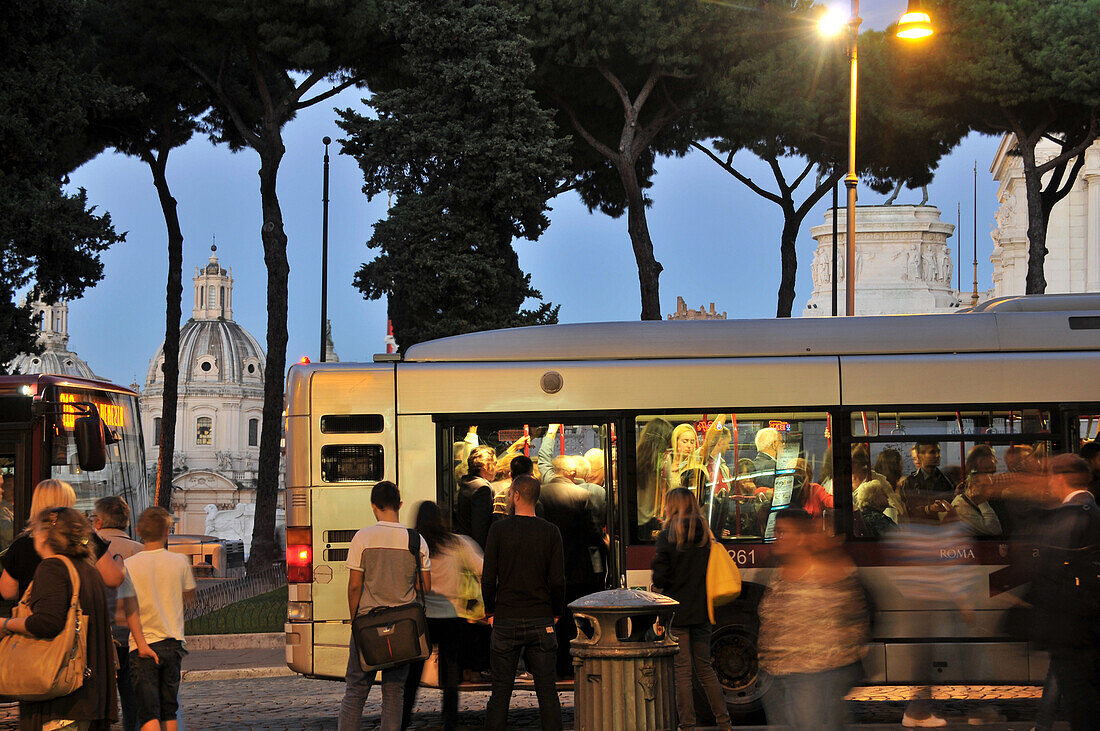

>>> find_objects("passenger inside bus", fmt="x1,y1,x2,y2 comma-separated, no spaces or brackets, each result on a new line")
636,418,673,533
950,445,1003,536
0,469,13,552
899,440,955,520
852,445,897,538
659,423,699,507
752,427,782,489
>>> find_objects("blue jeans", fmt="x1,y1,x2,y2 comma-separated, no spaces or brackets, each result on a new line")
339,636,410,731
763,662,861,730
485,617,562,731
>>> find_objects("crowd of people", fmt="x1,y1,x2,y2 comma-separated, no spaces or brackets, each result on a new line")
0,480,196,731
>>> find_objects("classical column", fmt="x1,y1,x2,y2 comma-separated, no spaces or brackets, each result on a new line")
1087,172,1100,292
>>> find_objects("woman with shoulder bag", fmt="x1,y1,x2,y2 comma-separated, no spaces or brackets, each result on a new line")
400,501,484,731
651,488,732,731
0,507,118,731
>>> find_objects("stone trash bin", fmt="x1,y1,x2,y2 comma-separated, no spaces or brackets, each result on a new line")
570,589,680,731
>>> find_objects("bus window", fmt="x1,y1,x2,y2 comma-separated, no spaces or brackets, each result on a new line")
854,409,1054,541
51,388,148,520
633,412,830,544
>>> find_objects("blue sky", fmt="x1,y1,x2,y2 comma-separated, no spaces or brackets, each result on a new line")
62,0,1001,386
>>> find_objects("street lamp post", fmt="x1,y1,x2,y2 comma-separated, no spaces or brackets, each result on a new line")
844,0,860,316
822,0,933,316
320,136,331,362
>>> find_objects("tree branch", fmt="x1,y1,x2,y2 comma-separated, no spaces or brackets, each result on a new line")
1035,112,1098,176
546,87,617,161
766,156,792,198
690,141,782,206
594,62,638,118
790,161,815,192
795,169,844,220
298,74,363,110
247,44,276,121
180,52,262,149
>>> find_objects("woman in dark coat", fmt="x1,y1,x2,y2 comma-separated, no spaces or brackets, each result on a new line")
0,507,118,730
651,488,732,731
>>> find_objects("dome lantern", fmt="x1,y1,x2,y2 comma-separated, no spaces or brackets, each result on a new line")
193,244,233,321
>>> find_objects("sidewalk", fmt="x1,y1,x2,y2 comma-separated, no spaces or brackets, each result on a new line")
182,632,293,681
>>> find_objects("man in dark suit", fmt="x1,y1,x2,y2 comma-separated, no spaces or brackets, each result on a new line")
1027,453,1100,730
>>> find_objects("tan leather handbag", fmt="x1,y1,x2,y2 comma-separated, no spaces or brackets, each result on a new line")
0,555,89,700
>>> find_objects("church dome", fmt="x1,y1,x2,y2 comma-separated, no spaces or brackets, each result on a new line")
144,247,265,391
7,299,100,379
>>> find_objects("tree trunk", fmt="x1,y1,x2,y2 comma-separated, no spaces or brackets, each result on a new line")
1017,139,1049,294
149,154,184,510
616,159,663,320
248,136,289,573
776,209,800,318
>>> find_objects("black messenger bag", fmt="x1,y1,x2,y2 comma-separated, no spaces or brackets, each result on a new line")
352,529,431,671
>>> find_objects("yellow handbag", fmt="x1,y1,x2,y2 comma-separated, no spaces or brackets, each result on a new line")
706,539,742,624
0,555,88,701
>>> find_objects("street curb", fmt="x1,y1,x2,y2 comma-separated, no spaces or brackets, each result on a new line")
182,666,296,682
186,632,283,651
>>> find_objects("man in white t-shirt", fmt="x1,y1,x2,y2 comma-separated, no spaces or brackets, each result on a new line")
338,481,430,731
118,507,196,731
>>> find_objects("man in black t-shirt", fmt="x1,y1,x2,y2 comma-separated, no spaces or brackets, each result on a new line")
482,474,565,731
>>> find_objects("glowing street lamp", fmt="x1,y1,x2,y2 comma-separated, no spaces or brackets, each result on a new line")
821,1,933,315
897,1,934,39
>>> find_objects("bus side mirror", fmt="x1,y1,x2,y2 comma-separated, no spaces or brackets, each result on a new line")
75,413,107,471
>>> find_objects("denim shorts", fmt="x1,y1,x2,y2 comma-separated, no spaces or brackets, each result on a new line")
130,638,186,726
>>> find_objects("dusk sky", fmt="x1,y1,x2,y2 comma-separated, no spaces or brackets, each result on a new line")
61,1,1001,387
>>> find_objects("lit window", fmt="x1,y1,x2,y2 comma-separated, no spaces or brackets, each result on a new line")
197,416,212,446
248,418,259,447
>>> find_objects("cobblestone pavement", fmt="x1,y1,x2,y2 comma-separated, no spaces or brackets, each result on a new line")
0,681,1055,730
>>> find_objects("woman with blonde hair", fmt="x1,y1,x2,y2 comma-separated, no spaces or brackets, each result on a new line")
0,507,118,729
658,423,700,514
651,488,732,731
0,479,124,601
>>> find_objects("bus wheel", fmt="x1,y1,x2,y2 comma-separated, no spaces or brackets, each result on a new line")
711,623,769,713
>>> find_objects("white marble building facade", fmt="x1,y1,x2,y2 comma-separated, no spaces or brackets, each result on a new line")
990,136,1100,297
802,205,960,316
140,247,283,548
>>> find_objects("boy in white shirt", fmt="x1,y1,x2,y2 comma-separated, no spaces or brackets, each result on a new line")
119,507,196,731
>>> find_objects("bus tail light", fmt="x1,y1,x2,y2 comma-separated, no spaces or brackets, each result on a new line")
287,601,312,621
286,527,312,584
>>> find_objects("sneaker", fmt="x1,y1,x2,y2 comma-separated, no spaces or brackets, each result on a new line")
902,712,948,727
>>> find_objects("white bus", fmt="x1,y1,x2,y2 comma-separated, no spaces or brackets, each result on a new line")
283,293,1100,710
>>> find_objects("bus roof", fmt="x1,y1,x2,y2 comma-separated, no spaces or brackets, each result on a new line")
402,297,1100,363
0,373,139,398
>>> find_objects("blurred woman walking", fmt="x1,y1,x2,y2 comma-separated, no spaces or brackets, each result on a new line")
759,509,869,730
